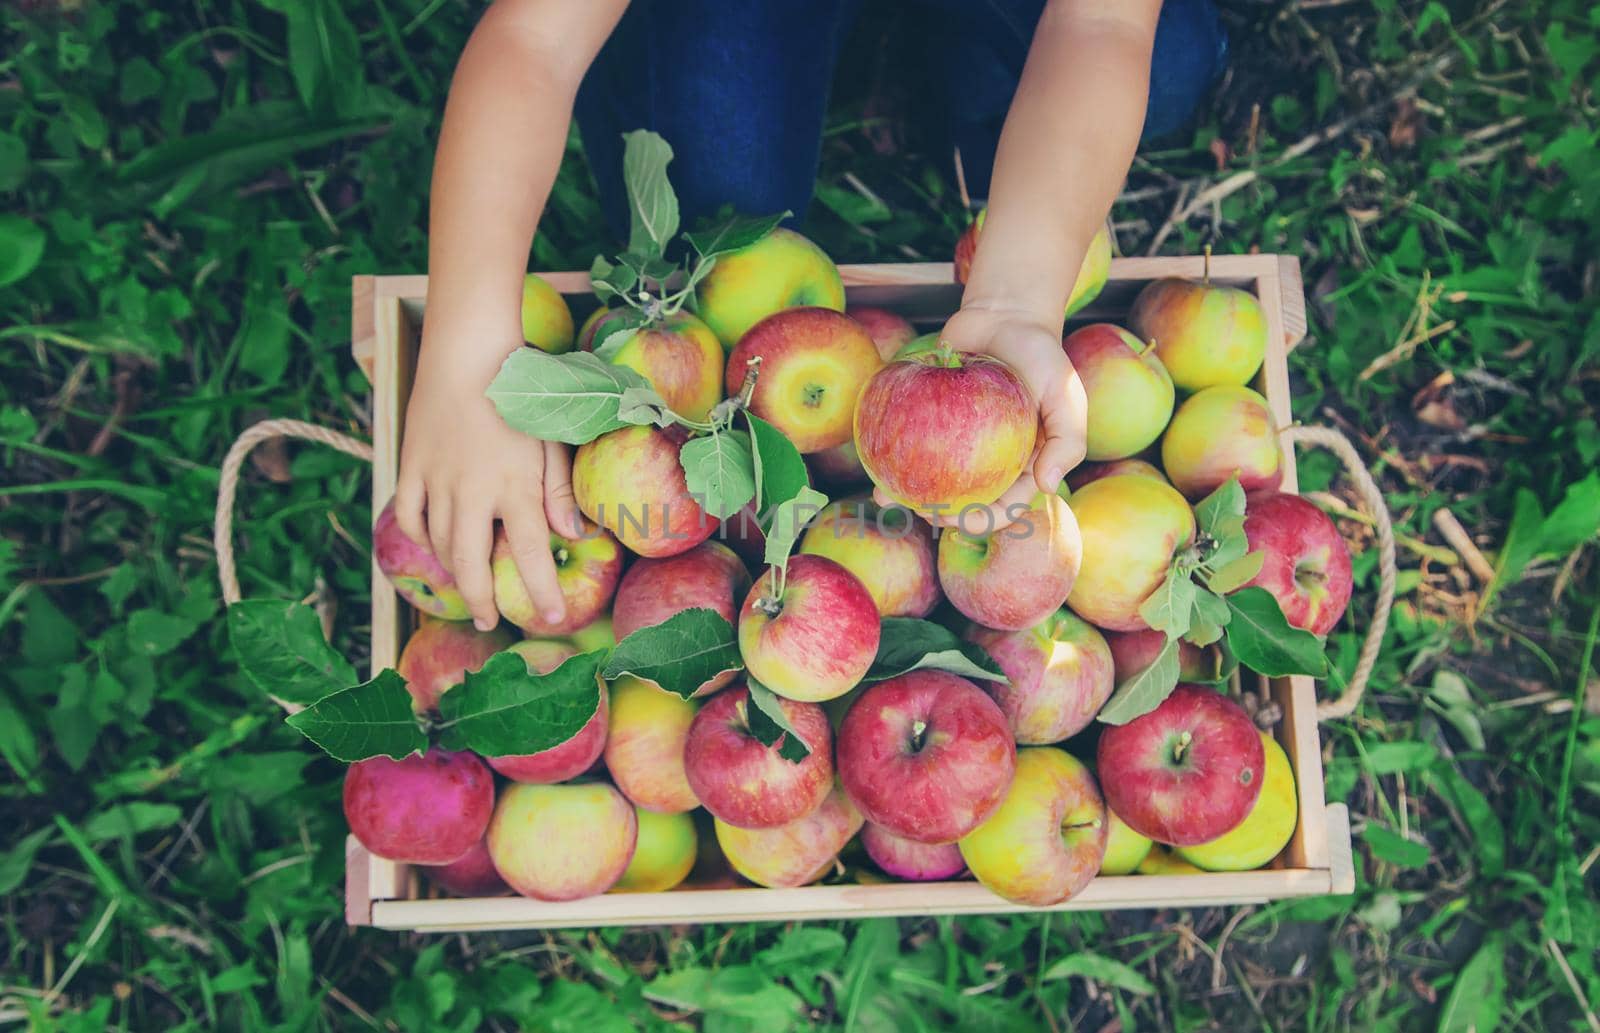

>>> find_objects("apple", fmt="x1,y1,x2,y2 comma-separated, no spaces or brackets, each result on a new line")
570,615,616,652
837,670,1016,843
1104,628,1223,685
1161,385,1283,501
1095,684,1265,846
1062,323,1174,461
577,305,634,352
1064,474,1196,631
716,502,768,569
597,312,725,423
954,211,1113,317
487,644,607,784
725,307,883,454
487,781,637,900
520,273,575,354
603,675,700,813
343,748,494,865
692,227,846,349
861,822,966,881
937,491,1081,630
421,837,508,896
799,497,940,618
854,350,1037,513
611,541,750,696
1064,457,1169,493
373,498,470,620
847,306,916,361
683,684,834,828
1098,809,1153,876
713,785,864,888
1136,846,1205,876
957,747,1107,906
807,440,870,488
491,520,623,636
738,554,880,703
396,618,514,713
612,808,698,893
1177,730,1297,871
1238,491,1354,636
964,608,1115,743
1128,276,1267,392
573,424,716,558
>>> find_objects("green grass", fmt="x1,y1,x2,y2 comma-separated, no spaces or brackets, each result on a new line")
2,0,1598,1029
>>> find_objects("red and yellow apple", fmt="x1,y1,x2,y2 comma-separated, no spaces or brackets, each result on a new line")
965,608,1115,743
491,521,622,636
520,273,575,354
1162,385,1283,500
1104,628,1222,685
957,747,1107,906
807,440,870,488
854,350,1037,512
487,781,637,900
937,490,1081,630
1128,276,1267,391
716,502,768,569
1098,809,1153,876
421,836,508,896
1062,323,1175,461
374,498,469,620
738,554,880,703
954,211,1112,317
1137,846,1206,875
612,541,750,695
573,425,715,558
1064,474,1195,631
726,307,883,454
487,642,607,784
683,684,834,828
1064,457,1169,494
577,305,633,353
837,670,1016,843
612,808,698,893
570,615,615,652
713,785,864,888
847,306,916,361
1177,730,1297,871
597,312,724,423
1238,491,1353,636
861,822,966,881
692,227,846,349
799,498,940,618
603,675,700,813
343,748,494,865
396,618,514,713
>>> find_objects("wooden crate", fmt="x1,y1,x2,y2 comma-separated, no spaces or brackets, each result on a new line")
346,256,1356,932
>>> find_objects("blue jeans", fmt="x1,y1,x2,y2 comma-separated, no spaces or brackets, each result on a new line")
574,0,1226,238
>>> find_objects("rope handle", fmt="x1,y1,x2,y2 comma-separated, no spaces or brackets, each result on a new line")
211,420,1393,722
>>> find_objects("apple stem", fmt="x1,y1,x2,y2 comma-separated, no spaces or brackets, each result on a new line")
933,342,963,369
1172,730,1193,764
754,594,783,618
553,547,569,566
735,356,762,410
1202,244,1212,285
909,719,928,751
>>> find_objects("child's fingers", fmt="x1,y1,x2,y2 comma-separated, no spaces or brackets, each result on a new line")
503,502,566,628
427,491,455,574
448,500,499,632
1032,371,1088,494
393,470,429,548
542,441,583,539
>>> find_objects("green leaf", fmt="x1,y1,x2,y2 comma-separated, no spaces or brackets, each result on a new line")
1207,550,1265,594
82,802,182,842
126,608,201,657
602,608,743,700
621,130,679,257
1138,568,1196,639
0,132,26,192
1364,741,1438,774
227,600,358,706
436,651,604,758
864,618,1007,684
1098,637,1180,725
745,412,810,514
1189,586,1231,642
680,429,757,520
745,678,812,763
1435,935,1505,1033
1194,477,1246,540
589,254,637,303
1040,952,1155,994
0,826,54,895
284,670,426,762
1426,764,1505,879
684,211,788,260
764,487,830,571
1426,671,1486,751
1540,472,1600,554
1224,587,1330,678
1359,823,1429,867
1480,488,1543,612
0,215,46,289
486,349,655,446
616,385,676,428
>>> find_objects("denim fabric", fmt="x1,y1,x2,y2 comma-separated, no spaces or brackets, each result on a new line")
573,0,1225,237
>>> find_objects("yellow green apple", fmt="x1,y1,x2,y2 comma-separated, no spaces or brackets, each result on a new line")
491,520,623,636
693,227,845,348
570,615,616,652
520,273,575,354
738,554,880,703
1064,474,1195,631
612,808,698,893
799,497,941,618
603,675,700,813
1177,730,1297,871
1128,276,1266,391
1062,323,1175,461
1098,809,1153,876
726,307,883,453
1136,846,1205,875
600,312,725,423
487,781,637,900
1161,385,1283,500
714,784,864,888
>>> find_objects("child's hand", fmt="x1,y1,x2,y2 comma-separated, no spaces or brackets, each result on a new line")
393,333,585,633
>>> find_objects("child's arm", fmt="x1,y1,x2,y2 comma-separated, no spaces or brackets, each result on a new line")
938,0,1162,531
396,0,629,632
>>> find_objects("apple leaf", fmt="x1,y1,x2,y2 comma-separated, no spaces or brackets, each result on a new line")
864,618,1008,684
436,650,604,758
1194,477,1247,540
1138,568,1196,640
763,486,829,572
590,254,637,303
1097,637,1180,726
1434,934,1506,1033
1186,587,1231,647
592,307,647,363
680,428,757,520
621,130,679,258
614,247,680,286
486,349,655,446
684,211,789,260
602,607,743,700
284,669,426,762
1207,550,1266,594
744,677,812,763
228,599,357,705
1224,586,1330,677
616,385,676,428
745,411,810,515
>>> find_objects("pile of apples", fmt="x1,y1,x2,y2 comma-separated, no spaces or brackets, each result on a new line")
353,219,1354,908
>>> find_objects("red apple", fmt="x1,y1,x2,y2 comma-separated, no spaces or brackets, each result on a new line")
487,642,607,784
421,836,508,896
738,554,880,703
573,424,715,558
1238,491,1353,636
1065,457,1169,493
1104,628,1222,684
1095,685,1265,846
937,491,1082,630
714,784,864,888
854,350,1037,513
799,497,941,618
807,440,871,488
725,307,884,454
1062,323,1175,461
861,822,966,881
373,498,469,620
1161,385,1283,500
597,311,724,423
964,608,1114,743
396,618,514,713
837,670,1016,843
343,748,494,865
716,503,768,569
612,541,751,697
491,520,622,636
847,306,916,361
683,684,834,828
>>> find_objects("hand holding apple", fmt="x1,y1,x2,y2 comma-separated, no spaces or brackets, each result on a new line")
491,520,622,636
